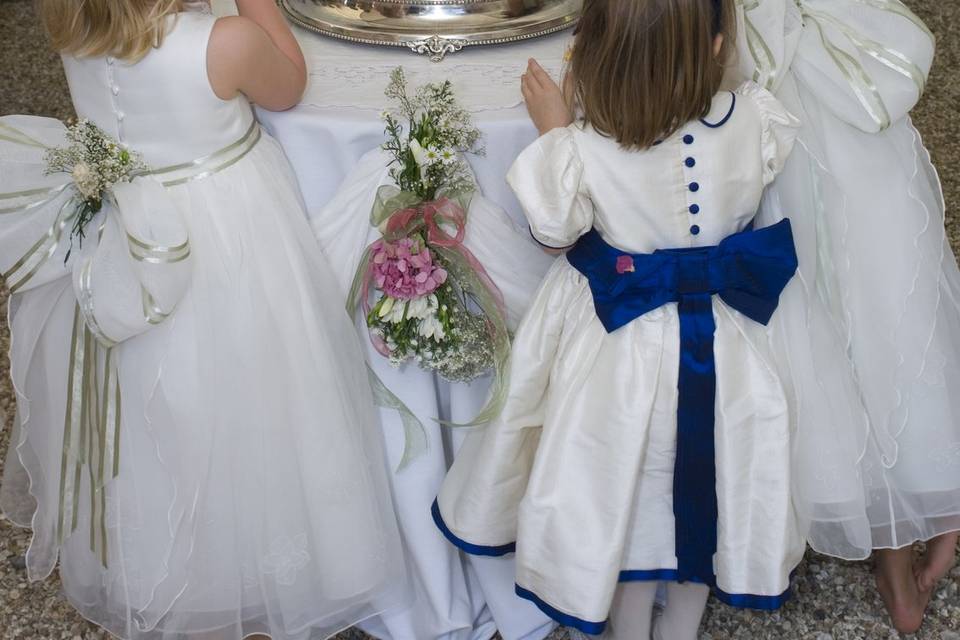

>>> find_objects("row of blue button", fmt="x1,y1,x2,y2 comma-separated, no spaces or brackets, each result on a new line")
684,134,700,235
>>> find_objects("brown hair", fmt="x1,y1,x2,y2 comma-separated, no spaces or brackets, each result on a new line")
38,0,186,63
569,0,737,150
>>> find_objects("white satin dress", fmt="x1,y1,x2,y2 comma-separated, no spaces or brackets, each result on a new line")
0,11,407,639
436,83,832,633
735,0,960,559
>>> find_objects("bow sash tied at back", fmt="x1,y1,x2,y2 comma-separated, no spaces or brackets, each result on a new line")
566,219,798,584
0,116,261,565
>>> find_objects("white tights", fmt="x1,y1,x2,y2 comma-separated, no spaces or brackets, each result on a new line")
606,581,710,640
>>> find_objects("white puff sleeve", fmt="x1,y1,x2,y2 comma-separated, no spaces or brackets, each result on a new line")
738,82,801,186
506,126,594,249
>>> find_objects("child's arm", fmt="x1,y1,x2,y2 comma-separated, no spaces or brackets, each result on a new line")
207,2,308,111
521,59,573,136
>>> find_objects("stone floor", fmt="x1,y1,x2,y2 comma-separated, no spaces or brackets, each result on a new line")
1,1,959,639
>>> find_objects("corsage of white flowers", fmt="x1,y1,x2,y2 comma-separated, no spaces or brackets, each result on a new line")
45,119,146,258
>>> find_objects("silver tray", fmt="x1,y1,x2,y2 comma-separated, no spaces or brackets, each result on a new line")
279,0,581,61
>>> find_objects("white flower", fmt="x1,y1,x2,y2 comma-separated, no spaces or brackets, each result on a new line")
408,139,432,189
71,161,100,199
439,148,457,164
424,146,441,164
418,313,446,342
406,294,438,320
408,139,429,168
378,296,407,324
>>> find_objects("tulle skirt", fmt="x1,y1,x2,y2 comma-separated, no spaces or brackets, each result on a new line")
1,129,408,639
761,75,960,559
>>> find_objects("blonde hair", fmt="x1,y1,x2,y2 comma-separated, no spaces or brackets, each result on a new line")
39,0,186,62
570,0,737,150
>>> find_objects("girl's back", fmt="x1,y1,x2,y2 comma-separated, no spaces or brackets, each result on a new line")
0,3,407,639
512,83,795,253
62,10,252,166
434,2,850,638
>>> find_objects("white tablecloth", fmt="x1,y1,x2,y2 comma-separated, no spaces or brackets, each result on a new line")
255,24,567,640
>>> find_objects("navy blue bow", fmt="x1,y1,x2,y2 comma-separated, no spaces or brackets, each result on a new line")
566,219,797,585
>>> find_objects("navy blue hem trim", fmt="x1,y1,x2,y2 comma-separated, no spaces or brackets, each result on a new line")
619,569,708,584
515,585,607,635
700,92,737,128
529,226,575,251
430,500,516,557
618,569,793,611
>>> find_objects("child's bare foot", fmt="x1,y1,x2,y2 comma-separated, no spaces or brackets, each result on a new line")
916,531,959,592
875,547,930,634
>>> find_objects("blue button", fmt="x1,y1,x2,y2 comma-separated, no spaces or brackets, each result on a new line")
689,182,700,192
690,225,701,235
683,134,694,144
689,204,700,214
685,157,696,168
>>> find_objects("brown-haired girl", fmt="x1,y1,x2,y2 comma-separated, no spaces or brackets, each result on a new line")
0,1,406,638
431,0,835,637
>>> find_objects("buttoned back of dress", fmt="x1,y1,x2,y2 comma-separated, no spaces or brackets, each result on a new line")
576,91,764,253
61,11,254,168
507,82,798,257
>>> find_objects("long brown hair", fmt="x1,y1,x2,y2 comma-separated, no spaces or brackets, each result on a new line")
38,0,186,63
569,0,736,150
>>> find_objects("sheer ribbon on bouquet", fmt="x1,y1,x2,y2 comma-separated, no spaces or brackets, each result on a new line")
349,186,512,443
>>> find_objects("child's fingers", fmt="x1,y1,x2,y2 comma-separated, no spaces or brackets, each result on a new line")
529,59,556,89
521,72,539,99
525,59,544,91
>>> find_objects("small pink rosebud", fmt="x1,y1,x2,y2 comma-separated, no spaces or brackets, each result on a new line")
616,255,635,274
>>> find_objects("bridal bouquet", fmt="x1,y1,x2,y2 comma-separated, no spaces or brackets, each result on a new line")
350,68,509,422
45,119,146,257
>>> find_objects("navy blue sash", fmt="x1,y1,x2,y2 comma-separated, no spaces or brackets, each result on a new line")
566,219,797,585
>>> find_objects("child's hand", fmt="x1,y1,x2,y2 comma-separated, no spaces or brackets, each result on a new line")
521,59,574,136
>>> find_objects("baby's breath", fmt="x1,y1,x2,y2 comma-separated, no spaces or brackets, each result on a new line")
381,68,484,201
44,120,146,259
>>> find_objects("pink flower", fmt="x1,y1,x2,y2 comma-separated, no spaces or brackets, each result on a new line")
370,236,447,299
616,255,635,274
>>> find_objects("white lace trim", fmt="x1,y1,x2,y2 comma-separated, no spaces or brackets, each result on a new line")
299,31,570,112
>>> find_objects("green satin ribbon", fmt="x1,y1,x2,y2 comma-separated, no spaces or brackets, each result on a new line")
4,197,77,294
738,0,779,90
801,4,928,131
0,122,47,148
57,304,121,566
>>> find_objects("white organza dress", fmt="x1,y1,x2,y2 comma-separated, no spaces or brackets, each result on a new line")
435,83,855,634
735,0,960,559
0,11,407,640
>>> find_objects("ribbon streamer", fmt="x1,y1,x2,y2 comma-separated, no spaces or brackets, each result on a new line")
57,304,121,565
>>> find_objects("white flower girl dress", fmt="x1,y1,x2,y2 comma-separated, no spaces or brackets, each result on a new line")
735,0,960,559
435,82,844,633
0,9,406,640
